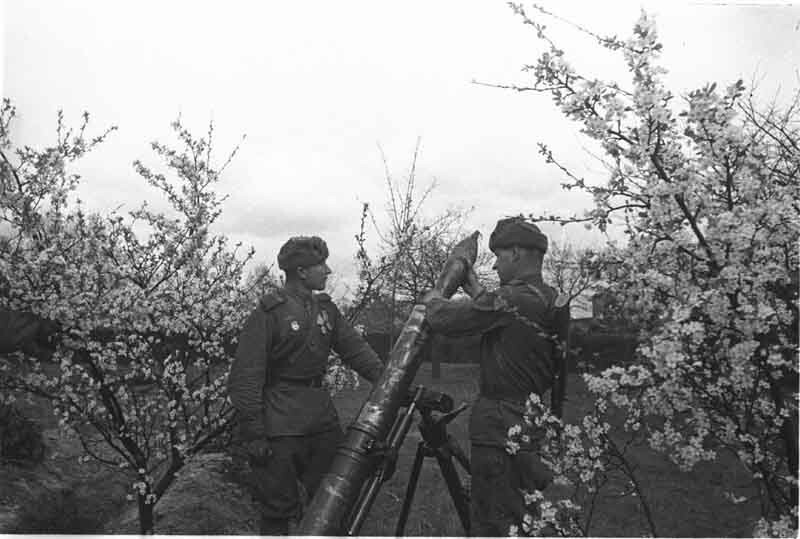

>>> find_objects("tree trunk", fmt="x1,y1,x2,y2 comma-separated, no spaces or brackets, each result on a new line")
137,493,154,534
771,380,799,508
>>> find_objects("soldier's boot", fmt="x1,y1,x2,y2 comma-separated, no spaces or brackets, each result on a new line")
260,516,289,536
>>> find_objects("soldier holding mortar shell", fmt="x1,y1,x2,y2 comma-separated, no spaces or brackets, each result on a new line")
423,217,570,537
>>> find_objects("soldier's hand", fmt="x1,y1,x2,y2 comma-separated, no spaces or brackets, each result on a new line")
244,438,272,465
462,267,485,299
420,288,443,303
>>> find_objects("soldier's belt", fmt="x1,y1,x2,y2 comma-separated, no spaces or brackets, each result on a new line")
278,376,324,388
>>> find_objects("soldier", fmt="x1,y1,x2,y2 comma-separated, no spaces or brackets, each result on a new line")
227,236,385,536
423,217,569,536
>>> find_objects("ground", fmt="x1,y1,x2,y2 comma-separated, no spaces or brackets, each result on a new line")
333,363,761,537
1,362,763,536
0,392,129,533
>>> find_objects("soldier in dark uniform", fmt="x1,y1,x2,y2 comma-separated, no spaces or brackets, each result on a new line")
423,217,569,536
227,236,384,536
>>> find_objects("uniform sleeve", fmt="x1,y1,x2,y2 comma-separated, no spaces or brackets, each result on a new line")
425,290,515,337
227,307,272,440
329,305,384,384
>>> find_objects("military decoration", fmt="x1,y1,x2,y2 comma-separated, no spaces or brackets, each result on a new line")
316,309,333,335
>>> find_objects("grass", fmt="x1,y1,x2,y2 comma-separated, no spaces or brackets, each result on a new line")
333,362,762,537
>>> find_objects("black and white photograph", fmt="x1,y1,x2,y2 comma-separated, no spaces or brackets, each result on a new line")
0,1,798,536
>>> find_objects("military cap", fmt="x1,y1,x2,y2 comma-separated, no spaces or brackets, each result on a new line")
489,217,548,254
277,236,329,271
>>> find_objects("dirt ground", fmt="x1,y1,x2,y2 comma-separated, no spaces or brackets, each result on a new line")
333,363,762,537
1,362,763,536
0,393,129,533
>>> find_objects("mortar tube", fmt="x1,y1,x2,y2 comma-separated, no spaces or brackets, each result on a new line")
297,231,478,535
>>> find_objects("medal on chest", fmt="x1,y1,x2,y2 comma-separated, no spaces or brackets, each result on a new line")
316,309,332,335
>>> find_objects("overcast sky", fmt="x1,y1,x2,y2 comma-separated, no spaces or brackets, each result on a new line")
3,1,799,297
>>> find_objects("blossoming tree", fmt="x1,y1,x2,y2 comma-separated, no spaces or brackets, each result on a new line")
0,102,254,533
499,5,799,536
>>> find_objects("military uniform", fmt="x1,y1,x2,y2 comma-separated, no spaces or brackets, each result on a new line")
227,238,384,533
425,218,568,536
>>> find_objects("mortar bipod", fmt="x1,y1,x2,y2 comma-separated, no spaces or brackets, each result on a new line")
344,385,471,536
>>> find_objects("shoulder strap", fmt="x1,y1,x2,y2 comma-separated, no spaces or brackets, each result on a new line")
259,291,287,312
523,282,557,309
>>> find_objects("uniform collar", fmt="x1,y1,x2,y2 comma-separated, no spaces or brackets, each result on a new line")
283,282,314,302
509,271,543,287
